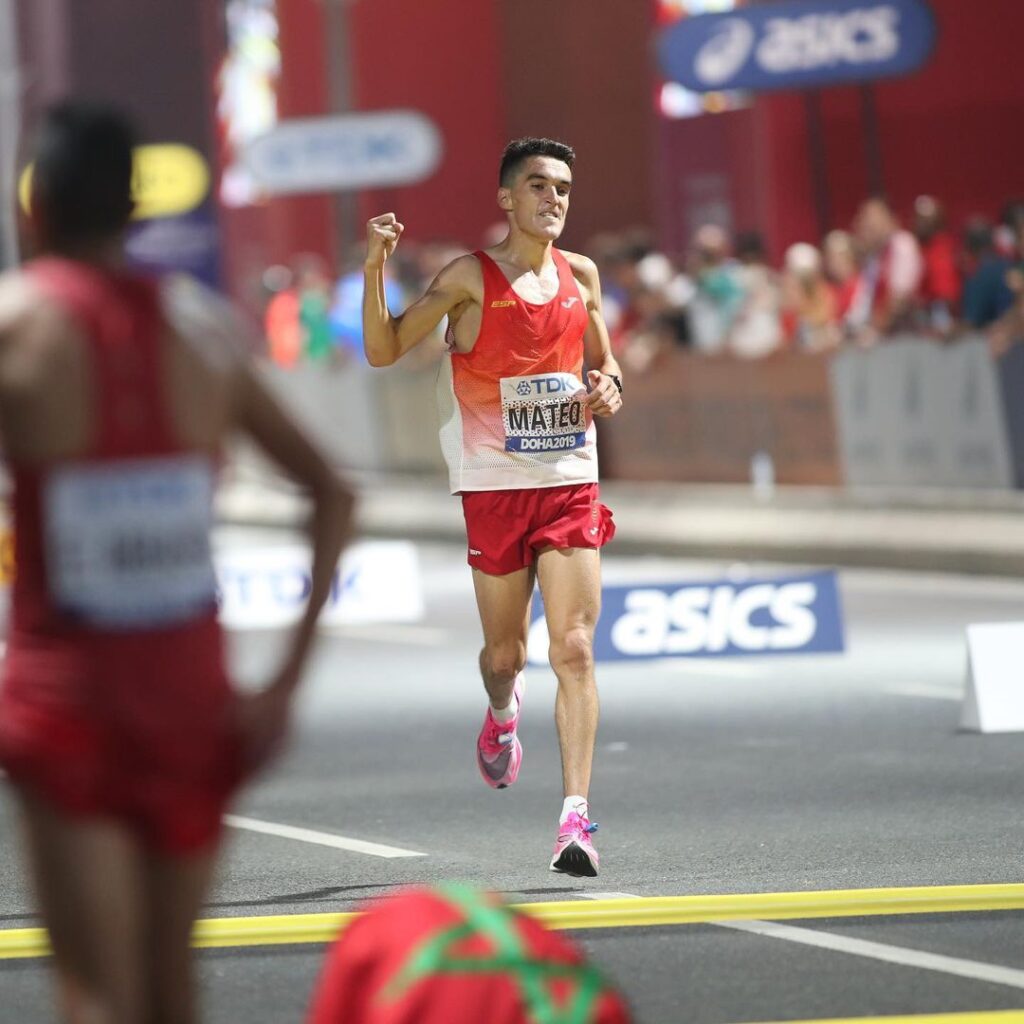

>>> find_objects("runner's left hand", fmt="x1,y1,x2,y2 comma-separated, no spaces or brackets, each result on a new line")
234,682,294,773
584,370,622,417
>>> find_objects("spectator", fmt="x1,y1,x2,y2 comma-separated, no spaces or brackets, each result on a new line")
263,263,302,367
912,195,960,336
296,254,335,363
848,197,923,343
308,885,632,1024
781,242,840,352
331,247,406,364
995,199,1024,260
961,218,1015,330
730,230,782,358
822,230,859,327
687,224,745,354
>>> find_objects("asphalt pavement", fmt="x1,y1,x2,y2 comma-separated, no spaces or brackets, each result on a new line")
3,536,1024,1022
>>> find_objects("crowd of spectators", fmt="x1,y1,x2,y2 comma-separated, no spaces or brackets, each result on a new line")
590,196,1024,373
259,198,1024,372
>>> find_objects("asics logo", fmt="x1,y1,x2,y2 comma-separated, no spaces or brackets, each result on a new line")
561,297,579,309
695,17,755,87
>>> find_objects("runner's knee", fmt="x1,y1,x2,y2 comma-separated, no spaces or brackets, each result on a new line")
480,641,526,682
548,627,594,681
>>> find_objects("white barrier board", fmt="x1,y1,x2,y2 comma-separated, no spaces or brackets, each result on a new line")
960,622,1024,733
216,541,423,630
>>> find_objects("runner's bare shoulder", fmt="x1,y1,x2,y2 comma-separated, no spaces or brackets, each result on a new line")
435,253,484,306
160,273,255,372
0,270,80,378
559,250,599,283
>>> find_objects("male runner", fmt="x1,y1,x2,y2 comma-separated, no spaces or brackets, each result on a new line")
0,101,353,1024
363,138,622,876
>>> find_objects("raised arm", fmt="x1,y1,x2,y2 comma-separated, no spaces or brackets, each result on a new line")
362,213,477,366
565,252,623,419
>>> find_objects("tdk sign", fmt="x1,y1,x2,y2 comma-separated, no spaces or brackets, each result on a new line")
528,571,844,664
658,0,936,93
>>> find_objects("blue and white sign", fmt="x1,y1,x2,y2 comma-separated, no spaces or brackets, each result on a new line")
244,110,443,196
216,541,424,629
658,0,936,94
528,571,844,664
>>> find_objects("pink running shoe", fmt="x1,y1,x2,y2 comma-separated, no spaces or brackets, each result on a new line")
550,811,600,877
475,675,523,790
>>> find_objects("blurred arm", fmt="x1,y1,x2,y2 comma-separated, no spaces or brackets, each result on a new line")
234,366,355,693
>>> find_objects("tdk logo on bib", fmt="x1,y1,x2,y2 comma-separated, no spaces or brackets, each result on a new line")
501,372,587,454
516,377,574,397
658,0,935,93
528,571,844,664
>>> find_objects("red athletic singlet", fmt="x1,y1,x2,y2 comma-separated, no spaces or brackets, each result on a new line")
436,250,599,494
0,258,242,853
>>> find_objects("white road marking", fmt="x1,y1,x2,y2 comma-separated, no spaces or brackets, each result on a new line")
576,892,640,901
319,623,451,646
885,683,962,702
717,919,1024,990
662,660,774,679
223,814,426,859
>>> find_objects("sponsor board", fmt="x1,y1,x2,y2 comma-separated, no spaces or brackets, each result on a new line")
244,110,442,195
961,623,1024,733
0,539,423,633
20,144,210,220
658,0,936,94
528,571,844,664
0,528,12,586
216,541,423,630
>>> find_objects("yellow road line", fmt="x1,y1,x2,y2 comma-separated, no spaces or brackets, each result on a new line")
745,1012,1024,1024
3,883,1024,961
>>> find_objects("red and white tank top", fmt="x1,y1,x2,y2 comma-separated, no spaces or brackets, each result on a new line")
8,258,219,637
437,249,599,493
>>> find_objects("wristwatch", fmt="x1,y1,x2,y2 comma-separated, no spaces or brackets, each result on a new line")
608,373,623,394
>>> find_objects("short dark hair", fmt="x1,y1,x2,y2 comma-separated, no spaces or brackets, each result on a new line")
31,100,137,243
499,137,575,188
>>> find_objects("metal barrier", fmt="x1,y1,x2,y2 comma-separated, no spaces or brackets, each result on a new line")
248,339,1020,490
831,337,1012,489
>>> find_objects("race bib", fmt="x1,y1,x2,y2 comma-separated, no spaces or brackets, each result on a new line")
44,456,217,628
500,372,587,454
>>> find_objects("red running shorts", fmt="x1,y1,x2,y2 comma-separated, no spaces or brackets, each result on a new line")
0,621,246,855
460,483,615,576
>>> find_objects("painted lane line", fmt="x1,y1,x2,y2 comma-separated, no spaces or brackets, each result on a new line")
718,918,1024,991
743,1011,1024,1024
885,683,962,702
223,815,425,859
576,892,641,901
319,623,451,646
6,883,1024,960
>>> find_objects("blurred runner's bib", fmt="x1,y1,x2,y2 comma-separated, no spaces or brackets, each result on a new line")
44,455,217,628
501,372,587,453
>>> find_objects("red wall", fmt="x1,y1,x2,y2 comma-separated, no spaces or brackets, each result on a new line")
347,0,507,251
497,0,658,250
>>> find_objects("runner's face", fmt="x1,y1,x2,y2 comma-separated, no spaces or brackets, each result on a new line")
502,156,572,241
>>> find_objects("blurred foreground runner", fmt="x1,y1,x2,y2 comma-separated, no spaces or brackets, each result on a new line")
0,101,354,1024
308,885,632,1024
363,139,623,876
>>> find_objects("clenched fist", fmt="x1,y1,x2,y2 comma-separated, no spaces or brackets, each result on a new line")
365,213,405,268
